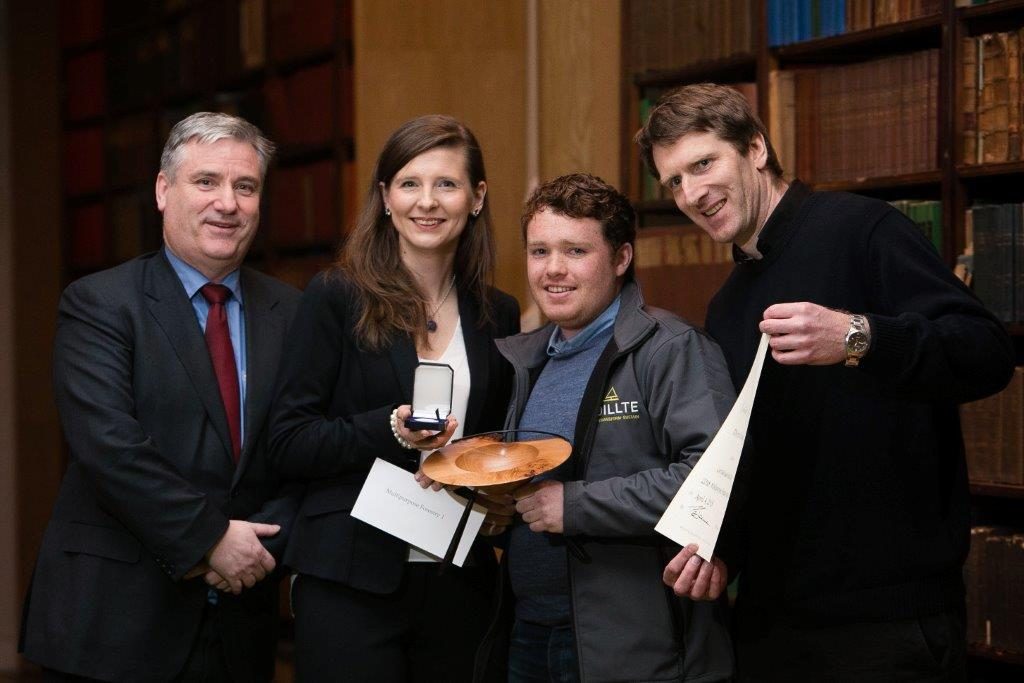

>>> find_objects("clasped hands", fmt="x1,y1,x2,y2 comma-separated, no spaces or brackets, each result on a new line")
184,519,280,595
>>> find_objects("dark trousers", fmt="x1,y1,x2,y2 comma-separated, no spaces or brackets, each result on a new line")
292,564,494,683
507,620,579,683
736,610,967,682
41,605,234,683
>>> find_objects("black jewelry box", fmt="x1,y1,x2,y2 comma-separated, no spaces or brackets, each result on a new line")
405,362,454,432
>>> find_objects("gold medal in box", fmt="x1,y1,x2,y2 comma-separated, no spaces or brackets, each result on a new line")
423,430,571,564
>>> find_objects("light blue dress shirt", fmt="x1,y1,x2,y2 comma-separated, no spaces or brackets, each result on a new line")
546,294,621,358
164,247,247,441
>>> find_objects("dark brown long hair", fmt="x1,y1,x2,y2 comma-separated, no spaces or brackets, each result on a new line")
337,115,496,351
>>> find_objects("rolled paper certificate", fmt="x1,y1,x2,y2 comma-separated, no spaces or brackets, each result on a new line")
656,332,770,561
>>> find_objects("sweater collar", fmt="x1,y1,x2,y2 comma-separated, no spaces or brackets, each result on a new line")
732,180,812,265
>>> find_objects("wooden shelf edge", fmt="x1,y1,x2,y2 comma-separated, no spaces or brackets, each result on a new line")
957,160,1024,178
970,481,1024,498
810,171,943,192
633,53,757,88
634,198,678,213
959,0,1024,22
968,642,1024,665
773,14,941,62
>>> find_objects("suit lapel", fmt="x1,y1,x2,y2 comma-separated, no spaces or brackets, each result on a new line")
388,334,418,405
233,269,283,485
145,252,235,466
459,291,489,435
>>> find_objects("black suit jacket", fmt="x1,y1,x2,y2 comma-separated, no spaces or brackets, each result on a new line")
268,270,520,593
19,251,301,682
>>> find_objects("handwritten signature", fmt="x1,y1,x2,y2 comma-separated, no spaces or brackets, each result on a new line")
687,505,711,526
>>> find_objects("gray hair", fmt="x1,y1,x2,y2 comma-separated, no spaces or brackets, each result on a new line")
159,112,275,181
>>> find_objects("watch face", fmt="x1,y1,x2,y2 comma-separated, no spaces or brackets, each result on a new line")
847,331,869,354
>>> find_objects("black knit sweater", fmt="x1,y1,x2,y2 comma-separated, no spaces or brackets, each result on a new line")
709,182,1014,628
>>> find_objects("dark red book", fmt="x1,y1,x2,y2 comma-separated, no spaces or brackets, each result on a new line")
269,161,339,247
65,49,106,121
269,0,336,63
69,203,109,269
63,127,105,196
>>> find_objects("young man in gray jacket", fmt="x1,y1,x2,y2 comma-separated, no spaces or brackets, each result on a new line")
477,173,736,682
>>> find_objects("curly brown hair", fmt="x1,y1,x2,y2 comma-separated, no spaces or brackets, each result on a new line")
521,173,636,280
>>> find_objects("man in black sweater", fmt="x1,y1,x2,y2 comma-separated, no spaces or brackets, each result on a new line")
636,83,1015,681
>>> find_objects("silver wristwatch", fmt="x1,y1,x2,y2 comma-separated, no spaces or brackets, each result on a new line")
844,314,870,367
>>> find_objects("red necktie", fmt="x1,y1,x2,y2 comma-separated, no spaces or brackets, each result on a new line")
200,283,241,463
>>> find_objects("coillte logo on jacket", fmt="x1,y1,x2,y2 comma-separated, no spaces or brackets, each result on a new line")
598,386,641,424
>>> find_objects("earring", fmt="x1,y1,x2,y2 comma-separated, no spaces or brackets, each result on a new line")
472,207,481,217
384,207,391,217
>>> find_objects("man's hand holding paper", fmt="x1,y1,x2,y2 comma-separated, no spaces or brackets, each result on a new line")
663,544,728,601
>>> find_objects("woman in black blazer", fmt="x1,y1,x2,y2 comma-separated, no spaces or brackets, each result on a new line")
269,115,519,682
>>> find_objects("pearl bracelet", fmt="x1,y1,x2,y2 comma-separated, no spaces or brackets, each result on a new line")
390,408,416,450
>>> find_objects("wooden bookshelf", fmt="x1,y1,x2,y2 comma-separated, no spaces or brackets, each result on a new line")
958,160,1024,178
58,0,354,291
624,0,1024,669
774,13,942,63
959,0,1024,21
967,642,1024,666
634,53,758,89
811,170,944,193
970,482,1024,499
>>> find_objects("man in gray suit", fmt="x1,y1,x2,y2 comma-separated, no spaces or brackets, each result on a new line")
20,112,300,681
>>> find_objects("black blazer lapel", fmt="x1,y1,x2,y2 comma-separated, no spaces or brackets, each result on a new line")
459,290,489,435
234,269,284,484
387,334,418,405
145,252,235,466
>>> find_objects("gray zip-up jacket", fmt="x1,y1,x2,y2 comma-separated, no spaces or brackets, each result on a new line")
479,281,736,682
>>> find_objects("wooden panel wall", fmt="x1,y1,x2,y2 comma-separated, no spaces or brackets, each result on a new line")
354,0,621,305
354,0,529,300
539,0,621,186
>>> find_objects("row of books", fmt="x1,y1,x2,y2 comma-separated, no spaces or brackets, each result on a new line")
768,1,941,46
772,49,939,183
961,367,1023,486
268,159,357,248
768,0,845,45
634,223,735,326
890,199,942,254
966,526,1024,653
67,157,355,270
627,0,755,75
67,192,161,271
63,63,348,198
956,0,1013,7
969,203,1024,323
962,30,1023,166
61,0,340,65
62,0,345,117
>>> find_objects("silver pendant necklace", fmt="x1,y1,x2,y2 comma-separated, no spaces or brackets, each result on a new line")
426,277,455,332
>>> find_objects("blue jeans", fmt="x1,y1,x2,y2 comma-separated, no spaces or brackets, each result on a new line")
508,620,580,683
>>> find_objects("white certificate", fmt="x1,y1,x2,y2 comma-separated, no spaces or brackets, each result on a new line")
655,332,769,561
351,457,485,566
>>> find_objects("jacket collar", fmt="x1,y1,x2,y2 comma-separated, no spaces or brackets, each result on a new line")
497,280,656,368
